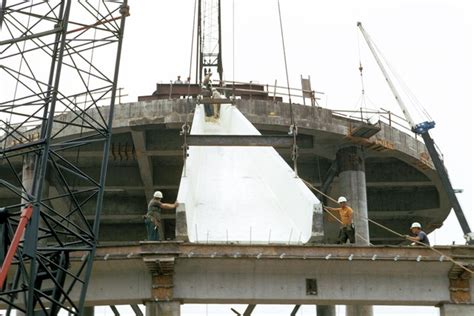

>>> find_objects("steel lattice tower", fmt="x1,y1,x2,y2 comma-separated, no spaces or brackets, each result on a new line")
196,0,223,84
0,0,128,314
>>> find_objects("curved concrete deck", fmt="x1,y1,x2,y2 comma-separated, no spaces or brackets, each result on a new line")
0,99,450,244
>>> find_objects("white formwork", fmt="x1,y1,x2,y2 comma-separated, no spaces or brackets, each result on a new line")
177,103,320,243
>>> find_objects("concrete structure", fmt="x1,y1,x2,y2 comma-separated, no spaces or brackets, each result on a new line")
0,97,452,245
337,146,373,315
0,93,458,315
317,305,336,316
336,146,370,245
3,243,472,314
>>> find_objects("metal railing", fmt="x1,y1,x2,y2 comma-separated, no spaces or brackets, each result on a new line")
332,108,413,135
156,79,324,105
153,78,429,146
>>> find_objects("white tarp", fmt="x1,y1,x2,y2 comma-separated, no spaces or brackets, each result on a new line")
177,103,320,243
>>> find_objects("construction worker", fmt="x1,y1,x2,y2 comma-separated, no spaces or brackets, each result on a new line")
211,88,222,119
326,196,355,244
202,72,214,119
405,222,430,246
202,72,212,89
144,191,179,241
174,75,183,84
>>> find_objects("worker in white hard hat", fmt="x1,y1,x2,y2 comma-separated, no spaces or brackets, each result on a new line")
202,71,214,120
144,191,179,241
405,222,430,246
325,196,355,244
211,88,222,120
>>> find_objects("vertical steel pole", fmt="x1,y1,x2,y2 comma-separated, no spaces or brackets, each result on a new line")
78,1,129,313
24,1,72,314
217,0,223,82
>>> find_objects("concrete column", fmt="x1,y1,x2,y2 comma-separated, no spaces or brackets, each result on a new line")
336,146,369,245
22,154,49,246
316,305,336,316
146,301,180,316
83,306,95,316
440,304,474,316
21,154,36,205
337,146,373,316
346,305,373,316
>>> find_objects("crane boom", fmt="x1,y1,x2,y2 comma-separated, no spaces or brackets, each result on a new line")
357,22,416,129
357,22,474,244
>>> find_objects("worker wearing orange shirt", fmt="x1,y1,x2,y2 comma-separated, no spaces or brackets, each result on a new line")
326,196,355,244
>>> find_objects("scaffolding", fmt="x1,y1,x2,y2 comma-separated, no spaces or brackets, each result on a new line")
196,0,223,83
0,0,128,314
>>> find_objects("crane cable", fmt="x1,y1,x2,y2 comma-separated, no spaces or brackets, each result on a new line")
277,0,298,176
3,2,34,148
301,178,473,275
366,31,433,123
181,0,199,177
357,29,366,100
232,0,236,101
354,30,378,114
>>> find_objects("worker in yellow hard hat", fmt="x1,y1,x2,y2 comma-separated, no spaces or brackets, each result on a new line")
326,196,355,244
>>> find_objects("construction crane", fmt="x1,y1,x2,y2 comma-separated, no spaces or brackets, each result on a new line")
357,22,474,244
0,1,129,314
196,0,224,84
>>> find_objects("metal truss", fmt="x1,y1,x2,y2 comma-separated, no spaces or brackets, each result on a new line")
197,0,223,83
0,0,128,314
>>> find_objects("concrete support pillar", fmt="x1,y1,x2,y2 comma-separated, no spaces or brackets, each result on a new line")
21,154,36,205
440,304,474,316
83,306,95,316
337,146,373,316
345,305,373,316
146,301,180,316
336,146,369,245
316,305,336,316
22,154,49,246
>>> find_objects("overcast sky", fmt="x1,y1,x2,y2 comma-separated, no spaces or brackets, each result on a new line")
119,0,473,244
2,0,473,315
115,1,473,315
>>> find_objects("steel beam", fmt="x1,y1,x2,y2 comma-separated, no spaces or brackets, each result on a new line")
199,98,233,104
109,305,120,316
131,130,155,201
186,135,294,147
131,304,144,316
421,132,473,241
243,304,256,316
290,305,300,316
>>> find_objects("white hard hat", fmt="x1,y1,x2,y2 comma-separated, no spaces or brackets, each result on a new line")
410,222,421,229
337,196,347,203
153,191,163,199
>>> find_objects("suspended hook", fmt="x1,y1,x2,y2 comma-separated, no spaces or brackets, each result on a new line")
181,123,190,177
289,124,299,177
